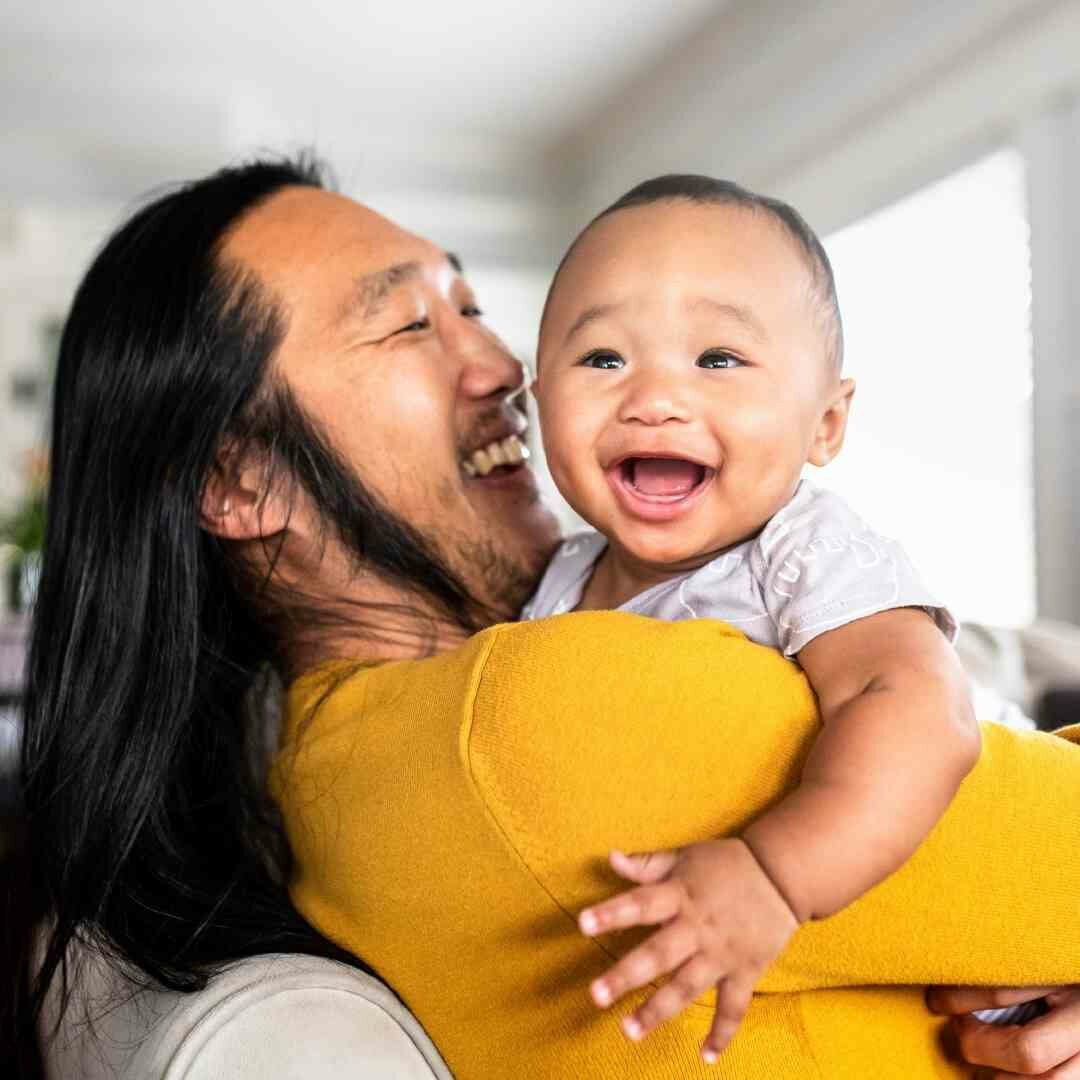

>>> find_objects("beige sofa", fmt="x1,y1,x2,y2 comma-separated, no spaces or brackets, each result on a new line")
42,949,453,1079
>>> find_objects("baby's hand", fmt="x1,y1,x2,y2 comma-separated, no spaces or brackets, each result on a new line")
578,838,799,1063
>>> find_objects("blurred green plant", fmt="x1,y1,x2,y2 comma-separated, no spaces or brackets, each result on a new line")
0,449,47,553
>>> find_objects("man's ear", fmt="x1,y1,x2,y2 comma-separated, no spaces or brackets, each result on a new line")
199,448,291,541
807,377,855,467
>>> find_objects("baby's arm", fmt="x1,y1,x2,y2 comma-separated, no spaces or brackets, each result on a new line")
742,606,979,921
580,606,978,1059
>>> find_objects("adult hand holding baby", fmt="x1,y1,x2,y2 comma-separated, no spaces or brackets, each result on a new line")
927,985,1080,1077
578,838,799,1064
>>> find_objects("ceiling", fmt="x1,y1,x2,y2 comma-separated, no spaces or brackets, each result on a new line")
0,1,726,205
8,0,1070,269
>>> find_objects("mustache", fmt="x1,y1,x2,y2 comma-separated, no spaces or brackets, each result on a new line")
458,394,529,456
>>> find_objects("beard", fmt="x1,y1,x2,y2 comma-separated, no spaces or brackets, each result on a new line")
249,380,534,634
449,527,539,619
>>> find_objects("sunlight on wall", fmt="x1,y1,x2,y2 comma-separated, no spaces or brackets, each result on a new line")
823,148,1035,627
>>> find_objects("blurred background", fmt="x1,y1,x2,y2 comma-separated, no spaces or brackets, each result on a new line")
2,0,1080,643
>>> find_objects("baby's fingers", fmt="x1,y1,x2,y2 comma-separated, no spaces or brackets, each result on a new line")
701,976,755,1063
622,955,718,1041
590,921,697,1009
579,881,683,936
609,847,680,884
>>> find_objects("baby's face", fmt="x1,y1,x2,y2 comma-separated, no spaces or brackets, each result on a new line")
534,201,851,569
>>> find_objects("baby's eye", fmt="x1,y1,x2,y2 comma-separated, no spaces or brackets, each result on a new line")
580,350,624,370
697,350,742,369
461,304,484,318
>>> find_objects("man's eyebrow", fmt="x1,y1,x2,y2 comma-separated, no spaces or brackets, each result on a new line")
563,302,623,346
339,261,422,323
689,298,769,341
339,254,466,326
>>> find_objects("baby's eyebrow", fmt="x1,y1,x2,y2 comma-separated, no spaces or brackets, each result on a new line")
689,298,769,342
562,297,769,347
563,302,622,346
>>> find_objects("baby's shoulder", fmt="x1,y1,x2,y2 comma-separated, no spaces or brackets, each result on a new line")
520,529,606,620
758,483,871,556
748,483,885,584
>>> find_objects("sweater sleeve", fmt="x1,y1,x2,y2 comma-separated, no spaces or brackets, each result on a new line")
471,613,1080,996
768,717,1080,991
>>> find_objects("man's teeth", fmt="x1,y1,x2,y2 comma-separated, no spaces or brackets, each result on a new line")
462,435,530,477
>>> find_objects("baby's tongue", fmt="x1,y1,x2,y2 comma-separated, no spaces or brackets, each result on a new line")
630,458,702,496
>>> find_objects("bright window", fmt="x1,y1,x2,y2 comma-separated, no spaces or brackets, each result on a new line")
823,149,1035,626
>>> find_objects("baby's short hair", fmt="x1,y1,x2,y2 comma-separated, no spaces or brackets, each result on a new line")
547,174,844,371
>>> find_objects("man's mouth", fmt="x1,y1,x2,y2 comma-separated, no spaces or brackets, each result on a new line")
462,434,531,478
607,455,715,522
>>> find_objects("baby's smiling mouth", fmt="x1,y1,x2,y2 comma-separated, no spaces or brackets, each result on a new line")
607,455,716,521
622,458,707,499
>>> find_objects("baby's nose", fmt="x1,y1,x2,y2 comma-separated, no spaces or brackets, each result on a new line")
617,378,693,425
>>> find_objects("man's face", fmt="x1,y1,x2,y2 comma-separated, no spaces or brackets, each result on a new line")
221,186,561,616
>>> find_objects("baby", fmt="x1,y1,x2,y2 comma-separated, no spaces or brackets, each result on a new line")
523,175,980,1063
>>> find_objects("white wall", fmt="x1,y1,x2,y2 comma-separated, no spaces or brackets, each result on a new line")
563,0,1080,622
1023,98,1080,622
0,204,118,511
564,0,1080,234
823,149,1036,626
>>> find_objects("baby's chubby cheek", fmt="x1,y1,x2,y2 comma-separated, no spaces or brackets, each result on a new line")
545,439,605,523
535,382,587,470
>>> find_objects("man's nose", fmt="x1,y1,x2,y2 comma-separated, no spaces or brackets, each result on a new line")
617,370,693,426
456,323,526,402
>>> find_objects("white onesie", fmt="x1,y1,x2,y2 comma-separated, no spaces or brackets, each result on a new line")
521,480,956,653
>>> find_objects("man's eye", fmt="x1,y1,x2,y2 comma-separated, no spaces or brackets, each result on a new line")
580,350,624,370
697,350,742,369
461,305,484,318
397,318,431,334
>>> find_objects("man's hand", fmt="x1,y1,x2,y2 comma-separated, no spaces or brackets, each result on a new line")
578,837,799,1063
927,985,1080,1077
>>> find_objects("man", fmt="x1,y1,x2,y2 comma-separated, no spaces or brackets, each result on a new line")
200,177,562,665
14,156,1080,1078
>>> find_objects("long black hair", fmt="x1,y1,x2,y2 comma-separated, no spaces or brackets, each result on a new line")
1,153,488,1074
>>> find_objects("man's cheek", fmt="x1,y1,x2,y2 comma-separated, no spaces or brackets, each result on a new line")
435,475,459,511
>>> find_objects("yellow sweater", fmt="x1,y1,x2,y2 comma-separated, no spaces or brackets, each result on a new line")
272,613,1080,1079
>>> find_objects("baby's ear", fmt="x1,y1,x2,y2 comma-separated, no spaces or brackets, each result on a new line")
807,378,855,467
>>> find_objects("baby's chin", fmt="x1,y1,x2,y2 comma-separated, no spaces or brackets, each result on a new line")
612,529,730,575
